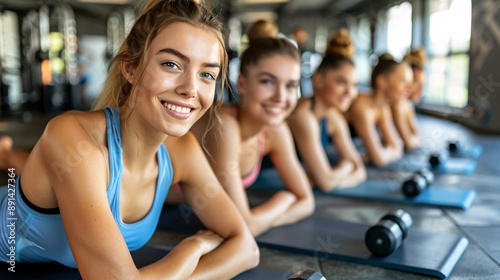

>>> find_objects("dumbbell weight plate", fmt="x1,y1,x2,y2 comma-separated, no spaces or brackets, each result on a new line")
448,140,461,152
365,219,403,256
402,174,428,197
429,151,449,167
382,209,413,239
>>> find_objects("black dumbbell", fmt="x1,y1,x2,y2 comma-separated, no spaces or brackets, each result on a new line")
429,151,449,167
448,140,462,153
365,209,413,257
288,269,326,280
402,168,435,197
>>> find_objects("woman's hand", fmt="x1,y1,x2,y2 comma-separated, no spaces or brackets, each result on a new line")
273,190,297,205
188,230,225,255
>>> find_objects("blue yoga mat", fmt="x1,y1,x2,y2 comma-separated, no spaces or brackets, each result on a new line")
157,206,468,279
374,157,477,175
257,215,468,279
405,144,483,160
251,169,476,210
324,146,477,175
449,144,483,159
0,245,290,280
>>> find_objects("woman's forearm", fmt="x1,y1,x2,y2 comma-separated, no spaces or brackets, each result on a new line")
336,162,367,188
369,145,402,166
271,195,314,228
248,191,296,236
139,237,206,279
189,234,259,280
314,160,354,191
404,133,421,150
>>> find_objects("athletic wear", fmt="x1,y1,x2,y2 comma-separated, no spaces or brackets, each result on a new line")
241,132,266,188
309,98,331,150
228,106,266,188
0,107,173,268
319,118,331,150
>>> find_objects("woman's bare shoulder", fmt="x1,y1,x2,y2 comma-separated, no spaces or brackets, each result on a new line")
40,110,107,156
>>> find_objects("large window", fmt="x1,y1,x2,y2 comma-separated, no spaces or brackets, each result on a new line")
425,0,471,107
350,17,372,87
387,2,413,60
0,11,22,106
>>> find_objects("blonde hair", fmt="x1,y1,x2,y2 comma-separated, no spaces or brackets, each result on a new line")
93,0,228,115
246,19,279,41
325,29,355,58
315,29,355,75
403,48,427,70
239,38,301,76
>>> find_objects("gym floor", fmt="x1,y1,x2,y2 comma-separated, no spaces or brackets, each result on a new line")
1,112,499,279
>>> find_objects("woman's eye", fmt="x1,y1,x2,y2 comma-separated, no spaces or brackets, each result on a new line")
337,79,347,85
287,83,299,89
201,72,216,80
260,79,273,85
162,61,179,69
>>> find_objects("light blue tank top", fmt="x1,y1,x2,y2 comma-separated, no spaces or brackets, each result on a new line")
0,107,173,268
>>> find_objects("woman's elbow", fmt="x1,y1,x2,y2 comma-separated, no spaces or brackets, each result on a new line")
353,167,367,184
371,156,387,167
300,196,315,218
410,136,422,149
316,178,335,192
242,233,260,269
243,214,262,237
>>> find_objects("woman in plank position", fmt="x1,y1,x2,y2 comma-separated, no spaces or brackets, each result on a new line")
0,0,259,279
287,29,367,191
169,37,315,236
391,48,427,150
345,53,411,166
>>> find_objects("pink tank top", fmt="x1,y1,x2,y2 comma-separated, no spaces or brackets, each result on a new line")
229,105,266,188
241,132,266,188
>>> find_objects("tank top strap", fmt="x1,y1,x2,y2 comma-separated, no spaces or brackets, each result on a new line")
156,143,173,189
319,118,330,150
102,107,123,214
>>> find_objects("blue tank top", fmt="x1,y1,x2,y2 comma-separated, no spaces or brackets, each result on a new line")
0,107,173,268
319,118,330,150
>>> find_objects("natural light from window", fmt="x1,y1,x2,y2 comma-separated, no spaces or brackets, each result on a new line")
426,0,471,108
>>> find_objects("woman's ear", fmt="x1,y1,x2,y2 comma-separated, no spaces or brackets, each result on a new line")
237,75,246,96
121,61,135,84
376,74,387,90
312,73,323,91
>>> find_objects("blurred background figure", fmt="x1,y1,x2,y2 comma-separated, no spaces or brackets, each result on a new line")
292,26,309,54
403,48,427,103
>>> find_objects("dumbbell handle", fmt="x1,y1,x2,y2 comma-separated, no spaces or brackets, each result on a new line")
417,168,434,186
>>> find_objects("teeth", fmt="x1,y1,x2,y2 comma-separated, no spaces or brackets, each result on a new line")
163,102,191,114
266,107,282,114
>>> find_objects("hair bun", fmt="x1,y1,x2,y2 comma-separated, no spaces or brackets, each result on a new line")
325,29,355,59
403,48,427,69
378,53,395,62
247,19,279,41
